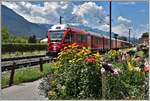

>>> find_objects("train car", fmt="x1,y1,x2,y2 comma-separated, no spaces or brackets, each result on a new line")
47,24,131,55
47,24,88,55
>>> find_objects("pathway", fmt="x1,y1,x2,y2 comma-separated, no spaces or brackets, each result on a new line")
1,79,48,100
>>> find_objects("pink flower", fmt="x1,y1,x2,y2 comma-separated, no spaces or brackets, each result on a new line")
144,59,149,72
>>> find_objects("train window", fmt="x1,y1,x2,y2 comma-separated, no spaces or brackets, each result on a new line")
96,37,100,45
76,34,87,43
82,35,87,43
76,34,82,43
64,32,74,43
50,30,64,42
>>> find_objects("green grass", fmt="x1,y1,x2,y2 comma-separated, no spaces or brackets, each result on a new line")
2,51,46,58
1,63,52,88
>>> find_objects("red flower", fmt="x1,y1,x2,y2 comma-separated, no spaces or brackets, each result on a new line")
84,56,96,63
144,66,149,72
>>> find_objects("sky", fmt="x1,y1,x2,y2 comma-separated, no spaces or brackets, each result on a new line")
2,1,149,38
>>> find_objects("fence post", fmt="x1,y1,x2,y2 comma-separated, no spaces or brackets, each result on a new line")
9,62,16,86
102,72,107,99
40,58,43,72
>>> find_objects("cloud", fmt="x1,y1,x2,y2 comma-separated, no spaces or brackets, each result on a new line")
117,16,131,25
134,24,149,38
3,1,146,39
2,1,70,24
118,2,136,5
2,1,107,30
112,16,132,36
112,16,148,39
72,2,107,30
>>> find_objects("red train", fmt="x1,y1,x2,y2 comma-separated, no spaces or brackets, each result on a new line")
47,24,131,55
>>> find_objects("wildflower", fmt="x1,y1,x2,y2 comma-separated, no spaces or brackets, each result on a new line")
61,85,66,90
101,68,105,74
112,68,119,77
63,46,67,50
144,66,149,72
127,61,133,71
84,56,96,63
144,59,149,72
134,67,141,72
102,62,114,73
48,90,56,96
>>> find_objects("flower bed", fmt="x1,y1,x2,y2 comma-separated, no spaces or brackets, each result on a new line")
39,44,149,100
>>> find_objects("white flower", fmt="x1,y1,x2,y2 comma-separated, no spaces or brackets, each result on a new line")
101,68,105,74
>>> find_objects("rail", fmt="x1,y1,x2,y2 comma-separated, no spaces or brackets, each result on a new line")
1,55,46,61
1,55,52,86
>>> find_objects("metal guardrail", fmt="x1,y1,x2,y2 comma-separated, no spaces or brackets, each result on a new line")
1,55,52,86
1,55,46,61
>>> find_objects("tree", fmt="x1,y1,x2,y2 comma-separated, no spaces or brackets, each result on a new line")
118,36,127,41
141,32,148,38
28,34,37,43
2,26,10,42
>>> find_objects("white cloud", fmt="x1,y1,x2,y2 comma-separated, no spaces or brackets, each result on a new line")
112,16,148,39
134,24,149,38
2,1,70,24
72,2,107,30
3,1,146,39
2,1,107,28
99,24,109,32
119,2,136,5
112,16,132,36
117,16,131,25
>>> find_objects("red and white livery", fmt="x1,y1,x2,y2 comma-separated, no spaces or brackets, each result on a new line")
47,24,131,55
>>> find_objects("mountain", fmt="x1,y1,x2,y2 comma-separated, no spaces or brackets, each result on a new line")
1,5,52,38
2,5,136,41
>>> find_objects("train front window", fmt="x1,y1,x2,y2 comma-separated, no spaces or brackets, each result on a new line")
50,31,64,42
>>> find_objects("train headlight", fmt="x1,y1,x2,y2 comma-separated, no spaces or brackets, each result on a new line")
53,46,57,50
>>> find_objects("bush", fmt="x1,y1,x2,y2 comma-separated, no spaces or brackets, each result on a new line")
28,35,37,43
39,46,148,100
2,43,47,53
40,43,102,99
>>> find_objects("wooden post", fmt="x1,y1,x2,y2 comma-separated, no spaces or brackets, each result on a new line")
102,72,107,99
9,62,16,86
40,58,43,72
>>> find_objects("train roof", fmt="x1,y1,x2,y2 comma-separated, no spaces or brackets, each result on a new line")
48,24,68,31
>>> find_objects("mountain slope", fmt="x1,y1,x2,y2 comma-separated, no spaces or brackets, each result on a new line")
1,5,52,38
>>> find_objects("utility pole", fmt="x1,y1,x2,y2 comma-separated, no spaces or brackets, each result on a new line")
60,16,63,24
109,0,112,49
129,28,131,45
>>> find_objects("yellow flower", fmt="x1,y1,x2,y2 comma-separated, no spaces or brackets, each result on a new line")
64,46,67,50
94,52,101,60
127,61,133,71
48,90,56,96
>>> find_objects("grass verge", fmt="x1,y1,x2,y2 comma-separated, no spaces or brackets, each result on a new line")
1,63,51,89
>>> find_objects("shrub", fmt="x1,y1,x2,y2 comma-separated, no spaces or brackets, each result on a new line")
107,50,121,61
28,35,37,43
2,43,47,53
39,46,148,100
40,43,102,99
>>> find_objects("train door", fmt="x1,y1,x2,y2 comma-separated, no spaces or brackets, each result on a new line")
87,34,91,49
62,31,74,48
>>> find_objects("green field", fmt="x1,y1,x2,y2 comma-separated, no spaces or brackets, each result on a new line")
1,63,52,88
